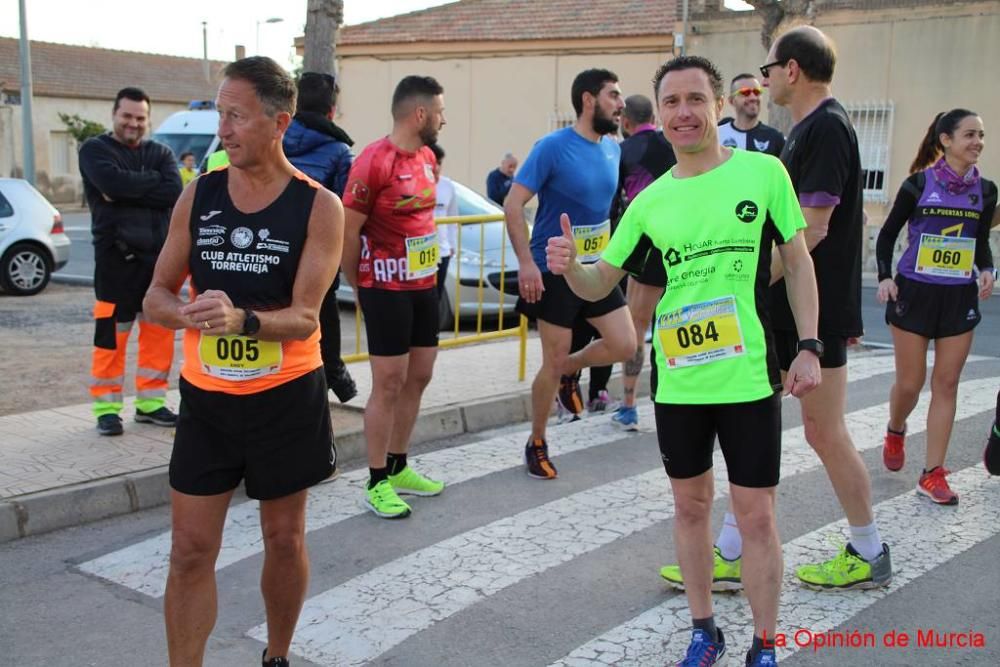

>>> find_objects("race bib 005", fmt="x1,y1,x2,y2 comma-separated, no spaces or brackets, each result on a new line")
199,334,282,381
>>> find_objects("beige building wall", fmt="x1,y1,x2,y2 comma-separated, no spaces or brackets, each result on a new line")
2,97,188,204
337,1,999,243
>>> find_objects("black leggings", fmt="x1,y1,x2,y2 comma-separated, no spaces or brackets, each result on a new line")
570,319,611,400
319,274,344,378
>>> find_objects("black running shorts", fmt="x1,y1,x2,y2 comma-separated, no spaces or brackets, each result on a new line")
634,251,667,288
169,368,336,500
516,272,626,329
885,273,981,339
774,329,848,370
654,392,782,488
358,286,440,356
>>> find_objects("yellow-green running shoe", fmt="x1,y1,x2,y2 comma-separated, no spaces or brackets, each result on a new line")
795,543,892,590
387,466,444,496
364,479,412,519
659,546,743,591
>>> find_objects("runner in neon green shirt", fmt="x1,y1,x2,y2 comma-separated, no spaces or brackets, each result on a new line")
546,56,821,667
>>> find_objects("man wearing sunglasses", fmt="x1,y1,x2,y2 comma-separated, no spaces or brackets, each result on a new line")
717,74,785,157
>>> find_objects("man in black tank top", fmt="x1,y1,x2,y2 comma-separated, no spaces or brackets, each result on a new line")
144,57,344,667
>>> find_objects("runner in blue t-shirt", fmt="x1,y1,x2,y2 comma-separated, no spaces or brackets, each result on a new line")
505,68,636,480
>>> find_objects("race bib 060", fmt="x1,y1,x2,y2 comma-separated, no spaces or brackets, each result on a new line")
915,234,975,278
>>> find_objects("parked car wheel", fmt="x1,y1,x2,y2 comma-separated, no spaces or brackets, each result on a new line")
0,242,52,296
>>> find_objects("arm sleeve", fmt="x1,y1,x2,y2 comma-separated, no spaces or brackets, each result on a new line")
79,138,162,199
486,170,503,204
327,145,353,198
768,156,807,243
875,175,920,280
603,200,650,276
795,115,851,206
513,137,554,195
976,180,997,270
341,145,382,215
140,144,184,208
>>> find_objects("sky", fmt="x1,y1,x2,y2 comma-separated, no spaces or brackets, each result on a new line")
1,0,752,68
0,0,458,67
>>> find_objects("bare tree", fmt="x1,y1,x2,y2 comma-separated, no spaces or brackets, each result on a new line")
744,0,820,134
303,0,344,75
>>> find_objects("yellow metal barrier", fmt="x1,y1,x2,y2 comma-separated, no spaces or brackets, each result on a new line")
342,213,528,381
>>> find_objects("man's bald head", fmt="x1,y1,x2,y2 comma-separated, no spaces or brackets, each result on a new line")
773,25,837,83
623,94,655,125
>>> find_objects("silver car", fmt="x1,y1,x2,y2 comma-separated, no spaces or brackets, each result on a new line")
0,179,71,295
338,180,521,327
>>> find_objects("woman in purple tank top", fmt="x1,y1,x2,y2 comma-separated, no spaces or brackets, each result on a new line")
874,109,997,504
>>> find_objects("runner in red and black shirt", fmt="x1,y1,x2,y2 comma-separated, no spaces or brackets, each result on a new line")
342,75,448,520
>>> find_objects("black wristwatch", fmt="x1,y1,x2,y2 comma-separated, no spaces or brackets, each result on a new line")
797,338,824,358
240,309,261,336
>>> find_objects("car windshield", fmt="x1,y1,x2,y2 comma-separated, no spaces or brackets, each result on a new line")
452,181,502,217
152,133,215,168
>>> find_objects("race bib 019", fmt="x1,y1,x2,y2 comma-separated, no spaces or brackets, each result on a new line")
573,220,611,263
199,334,282,381
405,232,439,280
915,234,975,278
656,295,745,368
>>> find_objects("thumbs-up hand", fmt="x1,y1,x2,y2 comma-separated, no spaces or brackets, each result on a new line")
546,213,577,275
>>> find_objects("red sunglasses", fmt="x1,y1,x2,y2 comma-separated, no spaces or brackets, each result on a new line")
733,87,763,97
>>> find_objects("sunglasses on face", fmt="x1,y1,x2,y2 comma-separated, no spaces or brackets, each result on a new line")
733,87,763,97
759,60,788,79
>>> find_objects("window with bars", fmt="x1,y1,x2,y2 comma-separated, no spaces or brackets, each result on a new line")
548,111,576,132
844,101,894,203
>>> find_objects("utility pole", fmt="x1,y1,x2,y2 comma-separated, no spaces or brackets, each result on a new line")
202,21,209,81
17,0,35,185
303,0,343,75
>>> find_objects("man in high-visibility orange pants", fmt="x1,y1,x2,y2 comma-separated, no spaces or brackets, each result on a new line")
79,86,183,435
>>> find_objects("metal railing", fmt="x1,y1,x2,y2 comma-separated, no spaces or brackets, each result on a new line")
343,213,528,381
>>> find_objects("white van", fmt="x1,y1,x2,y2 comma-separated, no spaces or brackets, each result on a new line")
151,101,220,171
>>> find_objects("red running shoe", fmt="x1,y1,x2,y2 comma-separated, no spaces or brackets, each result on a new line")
882,428,905,472
917,467,958,505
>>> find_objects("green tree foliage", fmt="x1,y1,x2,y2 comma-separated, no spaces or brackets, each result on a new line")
57,113,106,144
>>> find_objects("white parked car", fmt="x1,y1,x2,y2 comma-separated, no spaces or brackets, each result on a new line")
0,179,70,295
338,180,521,327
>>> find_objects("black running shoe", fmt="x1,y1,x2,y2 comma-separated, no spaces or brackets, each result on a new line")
135,406,177,427
556,373,584,417
985,425,1000,475
96,413,124,436
525,437,558,479
262,648,290,667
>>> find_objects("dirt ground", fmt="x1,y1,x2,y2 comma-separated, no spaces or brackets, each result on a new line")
0,283,188,416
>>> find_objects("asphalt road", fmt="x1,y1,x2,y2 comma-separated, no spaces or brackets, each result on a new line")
3,351,999,666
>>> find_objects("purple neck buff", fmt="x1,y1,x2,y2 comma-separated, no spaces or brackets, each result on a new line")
931,157,979,196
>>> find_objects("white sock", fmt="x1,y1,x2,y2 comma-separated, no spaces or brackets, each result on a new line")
716,512,742,560
849,522,883,561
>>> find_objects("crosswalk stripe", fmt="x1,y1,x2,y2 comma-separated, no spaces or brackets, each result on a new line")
76,352,963,595
257,377,1000,666
551,464,1000,666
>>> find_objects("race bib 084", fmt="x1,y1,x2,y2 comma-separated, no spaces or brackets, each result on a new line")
199,334,282,381
656,295,745,368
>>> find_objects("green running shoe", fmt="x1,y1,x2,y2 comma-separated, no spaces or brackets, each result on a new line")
795,543,892,590
364,479,411,519
659,546,743,591
388,466,444,496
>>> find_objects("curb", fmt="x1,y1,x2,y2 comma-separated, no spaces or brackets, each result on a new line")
0,371,646,544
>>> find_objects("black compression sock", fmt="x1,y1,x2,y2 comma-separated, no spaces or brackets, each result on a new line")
387,452,408,475
747,634,767,662
368,467,388,488
693,616,719,643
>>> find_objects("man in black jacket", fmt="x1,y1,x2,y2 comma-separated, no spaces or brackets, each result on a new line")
80,86,182,436
282,72,357,402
